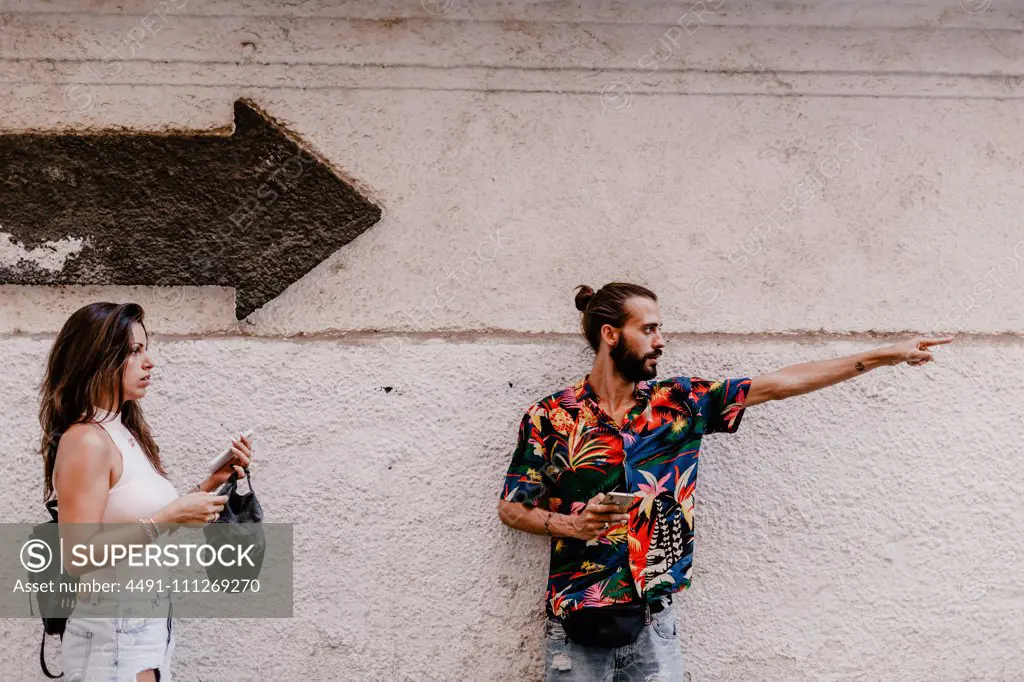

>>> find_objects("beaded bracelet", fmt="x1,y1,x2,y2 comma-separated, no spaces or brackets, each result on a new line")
543,512,554,536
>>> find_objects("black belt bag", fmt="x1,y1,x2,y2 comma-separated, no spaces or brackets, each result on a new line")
560,599,666,648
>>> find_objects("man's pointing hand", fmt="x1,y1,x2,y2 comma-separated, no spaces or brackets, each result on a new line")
884,336,955,367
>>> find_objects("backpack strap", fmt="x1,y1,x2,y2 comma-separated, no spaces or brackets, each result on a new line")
40,500,64,677
39,630,62,678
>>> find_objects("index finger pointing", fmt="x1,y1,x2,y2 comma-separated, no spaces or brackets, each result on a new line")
922,336,955,346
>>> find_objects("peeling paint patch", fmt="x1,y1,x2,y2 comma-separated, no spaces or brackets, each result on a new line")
0,230,86,272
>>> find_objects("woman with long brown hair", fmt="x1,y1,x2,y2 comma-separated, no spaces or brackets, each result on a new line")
40,302,253,681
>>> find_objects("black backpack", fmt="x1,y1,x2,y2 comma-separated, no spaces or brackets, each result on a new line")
28,499,79,678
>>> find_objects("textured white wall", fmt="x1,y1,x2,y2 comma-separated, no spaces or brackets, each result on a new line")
1,1,1023,680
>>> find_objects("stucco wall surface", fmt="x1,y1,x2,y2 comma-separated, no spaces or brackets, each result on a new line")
0,336,1019,681
0,1,1022,680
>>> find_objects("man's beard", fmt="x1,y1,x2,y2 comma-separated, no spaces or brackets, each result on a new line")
610,337,660,382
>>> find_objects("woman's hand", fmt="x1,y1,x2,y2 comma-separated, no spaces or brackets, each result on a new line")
199,432,254,493
153,491,229,528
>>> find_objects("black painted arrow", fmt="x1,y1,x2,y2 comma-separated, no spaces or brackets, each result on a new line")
0,99,382,319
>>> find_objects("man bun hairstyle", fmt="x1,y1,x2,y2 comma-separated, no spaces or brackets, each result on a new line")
573,282,658,352
574,285,595,312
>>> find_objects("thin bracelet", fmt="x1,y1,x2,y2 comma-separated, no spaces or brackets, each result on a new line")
544,512,554,536
138,517,157,542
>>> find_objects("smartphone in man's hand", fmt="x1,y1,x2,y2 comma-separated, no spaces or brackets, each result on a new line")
603,491,638,509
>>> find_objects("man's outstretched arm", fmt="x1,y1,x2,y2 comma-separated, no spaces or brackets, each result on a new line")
744,335,954,407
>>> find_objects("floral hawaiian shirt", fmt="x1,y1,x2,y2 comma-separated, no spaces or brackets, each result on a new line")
500,374,752,619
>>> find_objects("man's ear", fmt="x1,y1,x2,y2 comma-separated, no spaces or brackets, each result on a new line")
600,323,619,349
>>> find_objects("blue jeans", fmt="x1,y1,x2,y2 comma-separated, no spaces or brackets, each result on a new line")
544,600,685,681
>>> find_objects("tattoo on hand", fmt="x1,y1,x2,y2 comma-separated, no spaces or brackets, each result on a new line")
855,360,866,372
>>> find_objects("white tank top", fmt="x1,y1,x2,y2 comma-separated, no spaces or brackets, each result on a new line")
54,408,179,518
88,407,180,522
55,408,180,597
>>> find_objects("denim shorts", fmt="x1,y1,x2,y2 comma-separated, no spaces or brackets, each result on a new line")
61,594,174,682
543,599,685,681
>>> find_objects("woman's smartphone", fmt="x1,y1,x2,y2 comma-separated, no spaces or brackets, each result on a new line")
603,491,638,508
207,429,254,474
